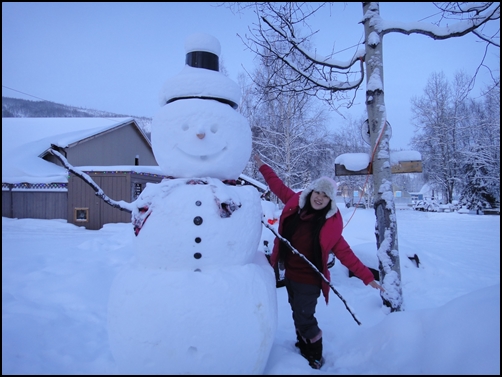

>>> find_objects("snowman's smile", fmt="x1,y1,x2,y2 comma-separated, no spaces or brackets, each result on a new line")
176,144,227,160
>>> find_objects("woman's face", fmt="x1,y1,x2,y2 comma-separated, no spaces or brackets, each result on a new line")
310,190,331,210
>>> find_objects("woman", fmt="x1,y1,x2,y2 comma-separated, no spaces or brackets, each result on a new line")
254,154,384,369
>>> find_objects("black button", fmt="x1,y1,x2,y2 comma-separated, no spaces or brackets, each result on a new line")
194,268,201,272
193,216,203,225
195,237,201,243
195,200,202,206
194,252,202,259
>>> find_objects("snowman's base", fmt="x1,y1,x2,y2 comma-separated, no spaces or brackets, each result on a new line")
108,262,278,375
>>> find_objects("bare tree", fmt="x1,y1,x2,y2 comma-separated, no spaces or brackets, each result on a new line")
239,41,332,190
227,2,499,312
412,73,500,208
411,71,459,203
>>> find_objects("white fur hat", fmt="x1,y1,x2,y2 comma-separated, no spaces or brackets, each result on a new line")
298,176,338,218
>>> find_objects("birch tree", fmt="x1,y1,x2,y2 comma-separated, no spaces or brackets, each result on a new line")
229,2,500,312
239,43,332,190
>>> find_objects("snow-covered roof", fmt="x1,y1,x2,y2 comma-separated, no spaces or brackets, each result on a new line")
1,117,142,184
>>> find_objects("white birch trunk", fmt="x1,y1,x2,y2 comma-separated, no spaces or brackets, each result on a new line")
362,2,403,312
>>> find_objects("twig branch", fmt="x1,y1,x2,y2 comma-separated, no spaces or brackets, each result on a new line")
49,148,134,213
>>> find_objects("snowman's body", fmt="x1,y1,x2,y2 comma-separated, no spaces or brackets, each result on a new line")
107,33,278,374
130,179,261,269
108,179,277,374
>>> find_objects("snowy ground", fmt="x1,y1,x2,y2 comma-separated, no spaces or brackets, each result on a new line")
2,203,500,375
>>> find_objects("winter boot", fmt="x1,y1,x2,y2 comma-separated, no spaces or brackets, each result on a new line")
302,337,324,370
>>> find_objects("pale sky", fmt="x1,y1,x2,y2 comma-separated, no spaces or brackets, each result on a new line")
2,2,499,149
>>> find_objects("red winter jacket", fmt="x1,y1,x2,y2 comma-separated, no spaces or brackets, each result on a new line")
259,164,374,303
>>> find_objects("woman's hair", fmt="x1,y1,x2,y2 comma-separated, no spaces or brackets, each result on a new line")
307,192,330,270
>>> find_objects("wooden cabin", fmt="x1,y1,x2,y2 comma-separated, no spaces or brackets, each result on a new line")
2,117,166,230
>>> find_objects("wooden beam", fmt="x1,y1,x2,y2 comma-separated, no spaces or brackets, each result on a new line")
335,164,371,176
391,160,422,174
335,160,422,176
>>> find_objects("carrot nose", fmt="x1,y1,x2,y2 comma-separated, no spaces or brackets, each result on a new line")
196,133,205,139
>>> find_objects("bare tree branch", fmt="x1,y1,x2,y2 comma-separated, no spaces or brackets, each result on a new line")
49,148,134,213
381,3,499,47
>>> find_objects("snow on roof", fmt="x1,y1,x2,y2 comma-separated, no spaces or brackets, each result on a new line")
77,165,164,175
3,117,133,153
2,117,137,184
334,150,422,171
418,182,433,195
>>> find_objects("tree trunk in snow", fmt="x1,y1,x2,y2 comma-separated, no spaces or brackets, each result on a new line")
362,2,402,312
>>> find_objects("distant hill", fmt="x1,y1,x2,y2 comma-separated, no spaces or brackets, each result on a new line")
2,96,152,137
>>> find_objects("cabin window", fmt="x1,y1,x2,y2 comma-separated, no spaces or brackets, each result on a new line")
133,183,143,200
75,208,89,222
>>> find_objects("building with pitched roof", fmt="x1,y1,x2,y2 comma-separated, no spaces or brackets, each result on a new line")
2,117,166,229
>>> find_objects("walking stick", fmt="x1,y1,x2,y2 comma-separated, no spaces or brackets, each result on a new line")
262,220,362,326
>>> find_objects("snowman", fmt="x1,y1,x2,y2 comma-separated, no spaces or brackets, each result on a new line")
107,33,278,374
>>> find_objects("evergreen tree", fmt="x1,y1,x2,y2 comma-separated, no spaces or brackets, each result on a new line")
459,144,499,212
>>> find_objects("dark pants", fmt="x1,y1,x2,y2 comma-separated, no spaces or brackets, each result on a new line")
284,278,321,341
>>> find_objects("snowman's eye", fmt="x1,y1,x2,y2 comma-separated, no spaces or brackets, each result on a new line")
210,124,218,133
181,123,189,131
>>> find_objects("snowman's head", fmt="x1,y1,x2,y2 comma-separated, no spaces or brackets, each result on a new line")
152,98,250,179
152,33,251,180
